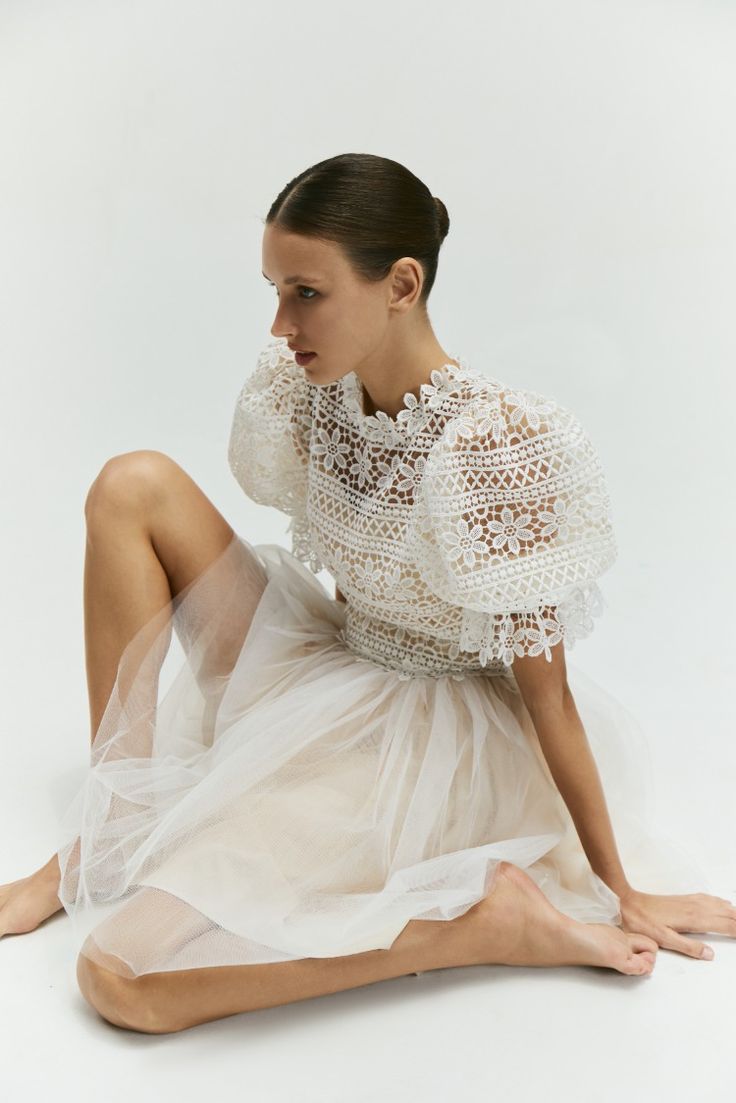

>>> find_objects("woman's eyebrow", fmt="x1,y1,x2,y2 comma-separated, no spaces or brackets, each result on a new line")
261,272,325,284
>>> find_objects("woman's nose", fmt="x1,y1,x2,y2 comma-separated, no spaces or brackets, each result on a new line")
270,304,295,340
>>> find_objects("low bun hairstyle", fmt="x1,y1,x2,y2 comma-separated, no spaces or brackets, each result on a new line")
265,153,450,309
433,195,450,242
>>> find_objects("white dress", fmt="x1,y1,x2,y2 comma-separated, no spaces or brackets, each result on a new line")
56,337,708,978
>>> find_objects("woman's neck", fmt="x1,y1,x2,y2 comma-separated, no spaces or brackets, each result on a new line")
358,337,457,419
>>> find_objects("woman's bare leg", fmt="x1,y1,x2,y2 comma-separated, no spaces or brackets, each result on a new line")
78,862,661,1035
0,450,241,938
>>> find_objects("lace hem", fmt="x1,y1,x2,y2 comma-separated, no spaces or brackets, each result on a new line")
287,512,325,575
453,581,606,667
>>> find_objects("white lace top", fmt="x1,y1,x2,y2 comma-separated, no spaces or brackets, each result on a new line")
227,337,617,681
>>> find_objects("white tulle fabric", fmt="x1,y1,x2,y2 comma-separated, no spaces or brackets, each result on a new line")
56,339,708,979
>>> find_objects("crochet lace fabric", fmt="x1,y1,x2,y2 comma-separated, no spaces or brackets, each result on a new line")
227,338,617,680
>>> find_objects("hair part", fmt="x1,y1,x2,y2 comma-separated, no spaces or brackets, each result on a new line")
265,152,450,310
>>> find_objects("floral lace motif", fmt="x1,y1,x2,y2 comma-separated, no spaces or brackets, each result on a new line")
340,356,474,447
227,338,617,679
227,340,324,575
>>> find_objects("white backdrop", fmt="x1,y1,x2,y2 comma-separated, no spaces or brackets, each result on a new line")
1,1,734,1099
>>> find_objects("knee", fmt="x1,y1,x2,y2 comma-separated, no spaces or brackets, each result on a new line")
84,450,178,522
76,947,167,1034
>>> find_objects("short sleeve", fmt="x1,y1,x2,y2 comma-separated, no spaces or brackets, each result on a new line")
227,339,322,572
407,384,618,667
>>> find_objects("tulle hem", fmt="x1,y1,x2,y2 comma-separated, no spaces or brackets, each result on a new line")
55,532,709,977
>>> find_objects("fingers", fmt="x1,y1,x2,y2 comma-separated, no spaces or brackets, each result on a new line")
656,927,715,960
620,888,736,962
622,916,714,960
676,896,736,937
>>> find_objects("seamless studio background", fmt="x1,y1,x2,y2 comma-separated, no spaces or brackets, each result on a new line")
1,1,734,1101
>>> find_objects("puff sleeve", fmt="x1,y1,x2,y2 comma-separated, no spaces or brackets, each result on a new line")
407,384,618,667
227,339,322,572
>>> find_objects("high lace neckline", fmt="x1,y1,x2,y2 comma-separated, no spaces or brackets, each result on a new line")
341,354,471,445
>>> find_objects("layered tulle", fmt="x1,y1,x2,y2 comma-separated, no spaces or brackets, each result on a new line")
56,533,708,978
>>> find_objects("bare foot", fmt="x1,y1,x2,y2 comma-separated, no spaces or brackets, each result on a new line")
456,861,658,976
0,854,65,938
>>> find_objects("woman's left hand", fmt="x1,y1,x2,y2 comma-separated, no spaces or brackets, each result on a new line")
617,887,736,961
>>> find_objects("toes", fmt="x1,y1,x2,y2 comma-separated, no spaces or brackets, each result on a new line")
621,951,654,976
629,947,656,974
628,933,659,955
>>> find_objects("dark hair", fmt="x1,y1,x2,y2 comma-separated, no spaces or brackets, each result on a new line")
265,153,450,310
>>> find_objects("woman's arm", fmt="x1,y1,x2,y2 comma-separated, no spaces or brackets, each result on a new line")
511,642,632,897
512,635,735,960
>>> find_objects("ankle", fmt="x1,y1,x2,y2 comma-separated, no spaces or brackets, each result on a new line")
34,853,61,885
416,910,486,971
389,915,466,973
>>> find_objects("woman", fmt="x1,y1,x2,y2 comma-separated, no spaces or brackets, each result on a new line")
2,152,733,1034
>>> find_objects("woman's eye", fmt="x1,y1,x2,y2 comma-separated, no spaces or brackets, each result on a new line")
270,285,317,301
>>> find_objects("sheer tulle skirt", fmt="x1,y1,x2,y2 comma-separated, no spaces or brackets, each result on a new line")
56,532,708,978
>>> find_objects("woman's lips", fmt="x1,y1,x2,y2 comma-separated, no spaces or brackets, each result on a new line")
294,351,316,366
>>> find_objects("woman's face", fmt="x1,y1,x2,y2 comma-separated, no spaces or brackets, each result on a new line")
261,222,422,385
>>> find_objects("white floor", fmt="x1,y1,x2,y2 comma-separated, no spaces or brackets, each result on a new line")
7,904,735,1103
